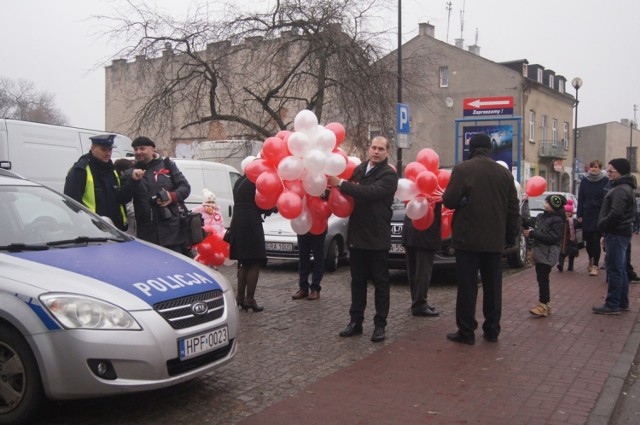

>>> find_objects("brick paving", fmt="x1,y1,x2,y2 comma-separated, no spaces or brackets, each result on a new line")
34,237,640,425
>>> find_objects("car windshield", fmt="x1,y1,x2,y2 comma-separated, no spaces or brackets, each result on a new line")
0,185,129,247
528,195,548,211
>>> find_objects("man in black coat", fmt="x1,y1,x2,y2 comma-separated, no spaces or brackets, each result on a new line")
442,133,520,345
64,134,135,231
125,136,191,253
329,136,399,342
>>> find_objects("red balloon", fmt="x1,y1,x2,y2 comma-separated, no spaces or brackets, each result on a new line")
276,130,292,140
210,252,226,267
256,171,283,198
333,147,348,161
261,137,291,167
309,213,329,235
284,179,305,198
416,148,440,172
307,195,332,219
338,159,357,180
277,190,303,219
328,187,355,218
525,176,547,197
412,206,435,230
245,159,273,183
325,122,346,146
404,161,427,181
441,214,452,239
436,169,451,189
415,170,438,195
255,190,278,210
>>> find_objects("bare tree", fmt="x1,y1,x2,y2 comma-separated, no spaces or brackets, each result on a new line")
0,77,69,125
101,0,402,153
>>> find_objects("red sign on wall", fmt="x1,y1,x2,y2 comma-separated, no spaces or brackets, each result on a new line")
463,96,514,116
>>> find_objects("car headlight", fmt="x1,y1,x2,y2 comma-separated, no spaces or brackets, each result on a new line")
40,294,141,330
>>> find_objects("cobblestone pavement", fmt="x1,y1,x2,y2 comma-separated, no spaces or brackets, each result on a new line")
34,260,477,425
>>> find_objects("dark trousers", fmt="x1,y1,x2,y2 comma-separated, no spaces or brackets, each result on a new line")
583,230,602,267
405,247,435,312
348,249,390,328
297,232,326,292
454,250,503,339
535,263,552,304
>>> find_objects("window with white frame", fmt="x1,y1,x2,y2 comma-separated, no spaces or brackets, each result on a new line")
549,75,555,89
541,114,547,141
439,66,449,87
537,69,543,83
559,80,565,93
552,119,558,143
529,110,536,142
564,122,569,149
522,63,528,77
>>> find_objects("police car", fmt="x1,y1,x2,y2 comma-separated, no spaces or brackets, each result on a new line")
0,169,238,424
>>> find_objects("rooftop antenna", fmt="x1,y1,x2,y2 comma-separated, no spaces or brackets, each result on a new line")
474,27,478,45
459,0,465,39
445,1,453,43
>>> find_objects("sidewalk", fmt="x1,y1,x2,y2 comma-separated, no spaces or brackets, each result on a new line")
238,237,640,425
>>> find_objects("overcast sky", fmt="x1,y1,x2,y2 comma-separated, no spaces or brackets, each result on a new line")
2,0,639,132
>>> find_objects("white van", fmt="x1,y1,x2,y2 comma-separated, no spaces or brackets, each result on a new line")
0,119,134,193
173,159,241,227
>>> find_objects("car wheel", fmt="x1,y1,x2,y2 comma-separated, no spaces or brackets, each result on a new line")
507,232,527,268
0,324,44,425
324,238,339,272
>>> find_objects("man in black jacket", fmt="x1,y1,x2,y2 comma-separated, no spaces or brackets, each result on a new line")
64,134,135,231
329,136,398,342
125,136,191,253
442,133,520,345
593,158,636,314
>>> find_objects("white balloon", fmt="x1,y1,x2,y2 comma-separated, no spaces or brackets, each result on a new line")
303,149,327,174
291,207,312,235
302,171,327,197
323,152,347,176
277,156,305,180
287,131,312,157
315,128,337,152
294,110,319,133
348,156,362,166
241,155,255,172
395,178,419,201
406,197,429,220
497,160,509,169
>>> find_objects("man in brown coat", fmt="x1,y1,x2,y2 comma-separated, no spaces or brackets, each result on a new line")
442,133,520,345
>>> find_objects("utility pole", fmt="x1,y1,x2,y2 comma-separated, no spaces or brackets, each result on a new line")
397,0,403,177
445,1,452,43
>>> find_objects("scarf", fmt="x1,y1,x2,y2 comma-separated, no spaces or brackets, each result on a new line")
585,171,606,183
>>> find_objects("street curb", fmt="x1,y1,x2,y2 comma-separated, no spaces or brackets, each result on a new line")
586,310,640,425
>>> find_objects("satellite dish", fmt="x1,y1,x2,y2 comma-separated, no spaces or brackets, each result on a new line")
445,97,454,108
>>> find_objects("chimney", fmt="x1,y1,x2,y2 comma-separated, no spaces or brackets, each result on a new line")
418,22,435,37
455,38,464,49
468,45,480,55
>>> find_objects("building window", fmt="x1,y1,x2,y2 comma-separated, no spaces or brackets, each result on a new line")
563,122,569,149
541,114,547,142
439,66,449,87
548,75,555,89
559,80,565,93
552,118,558,143
529,110,535,142
537,69,543,83
522,63,528,77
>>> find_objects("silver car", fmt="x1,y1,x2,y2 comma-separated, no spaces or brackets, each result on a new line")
263,213,349,271
0,169,238,424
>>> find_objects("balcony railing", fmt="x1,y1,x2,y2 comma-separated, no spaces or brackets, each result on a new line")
538,140,568,159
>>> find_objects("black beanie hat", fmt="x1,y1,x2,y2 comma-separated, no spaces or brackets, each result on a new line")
132,136,156,148
469,133,491,151
609,158,631,176
545,194,567,212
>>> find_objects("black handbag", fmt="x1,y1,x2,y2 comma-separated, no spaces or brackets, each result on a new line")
181,210,205,247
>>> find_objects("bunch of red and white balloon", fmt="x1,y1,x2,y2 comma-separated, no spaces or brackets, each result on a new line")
241,110,359,235
395,148,454,238
193,230,229,267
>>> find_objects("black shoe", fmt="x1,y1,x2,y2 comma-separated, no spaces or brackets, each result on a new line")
446,331,475,345
412,307,440,317
339,322,363,337
483,333,498,343
621,305,630,312
371,326,385,342
556,265,563,272
592,305,621,315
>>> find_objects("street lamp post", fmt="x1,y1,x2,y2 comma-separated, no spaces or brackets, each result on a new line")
571,77,583,195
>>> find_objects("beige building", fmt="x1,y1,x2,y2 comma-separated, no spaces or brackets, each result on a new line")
105,22,577,191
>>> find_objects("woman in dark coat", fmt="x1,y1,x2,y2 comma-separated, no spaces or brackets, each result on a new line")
228,174,273,312
577,159,609,276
